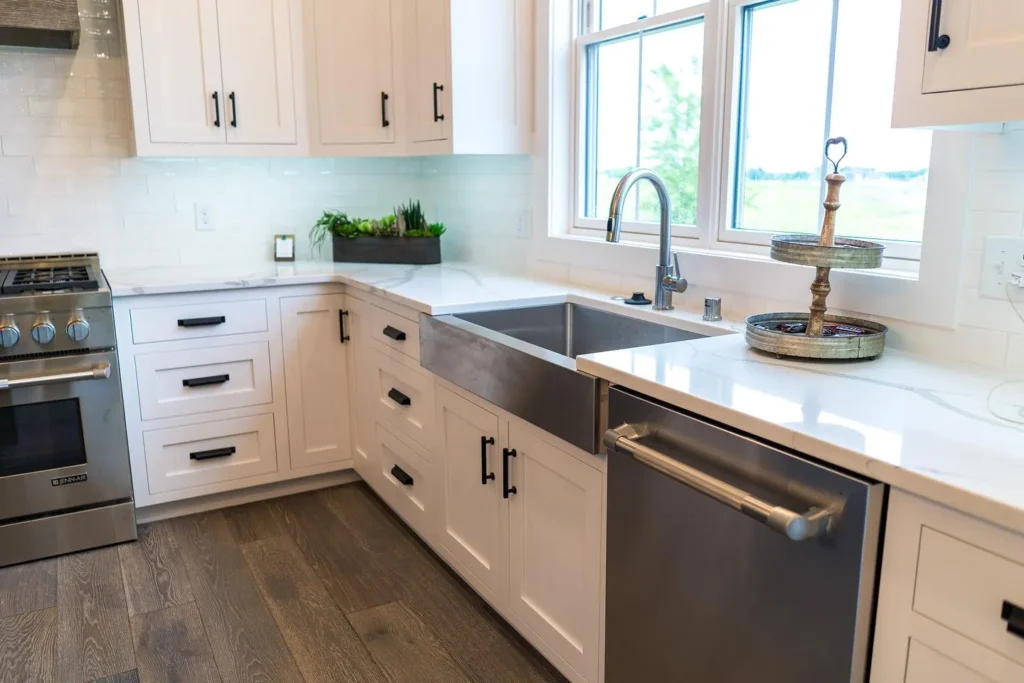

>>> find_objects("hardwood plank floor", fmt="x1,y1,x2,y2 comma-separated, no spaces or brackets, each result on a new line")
0,482,565,683
118,522,193,617
56,548,135,683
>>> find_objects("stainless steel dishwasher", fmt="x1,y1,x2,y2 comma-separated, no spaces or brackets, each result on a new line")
604,387,884,683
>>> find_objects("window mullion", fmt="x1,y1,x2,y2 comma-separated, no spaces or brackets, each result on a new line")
817,0,841,232
634,27,645,221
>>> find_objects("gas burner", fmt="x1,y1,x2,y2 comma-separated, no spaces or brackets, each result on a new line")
3,264,100,294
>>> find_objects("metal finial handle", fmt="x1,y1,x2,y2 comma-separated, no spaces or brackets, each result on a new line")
825,137,847,174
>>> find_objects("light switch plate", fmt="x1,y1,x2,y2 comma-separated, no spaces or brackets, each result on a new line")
981,236,1024,300
194,203,214,232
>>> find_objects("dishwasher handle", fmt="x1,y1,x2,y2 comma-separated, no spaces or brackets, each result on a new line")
604,424,837,542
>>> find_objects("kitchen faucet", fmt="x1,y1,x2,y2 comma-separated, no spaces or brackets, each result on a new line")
605,169,687,311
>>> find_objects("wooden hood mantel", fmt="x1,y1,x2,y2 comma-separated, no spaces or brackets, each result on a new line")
0,0,81,50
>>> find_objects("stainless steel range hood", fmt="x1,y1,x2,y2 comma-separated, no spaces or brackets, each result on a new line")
0,0,81,50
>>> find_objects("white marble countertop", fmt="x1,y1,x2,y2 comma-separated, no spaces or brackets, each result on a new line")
578,335,1024,534
107,260,1024,533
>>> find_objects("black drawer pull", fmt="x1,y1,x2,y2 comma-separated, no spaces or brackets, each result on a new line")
228,91,238,127
190,446,236,461
182,374,230,388
387,388,411,407
1002,601,1024,639
178,316,226,328
481,436,495,485
503,448,517,499
383,325,407,341
432,82,445,122
212,91,221,127
391,465,414,486
381,91,390,128
927,0,951,52
339,310,350,344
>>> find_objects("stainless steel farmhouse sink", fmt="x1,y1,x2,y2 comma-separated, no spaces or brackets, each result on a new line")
420,303,705,453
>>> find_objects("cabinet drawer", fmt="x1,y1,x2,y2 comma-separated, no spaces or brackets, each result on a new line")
372,350,433,454
136,342,272,420
143,414,278,495
374,423,432,540
130,299,268,344
370,306,420,361
905,640,993,683
914,528,1024,667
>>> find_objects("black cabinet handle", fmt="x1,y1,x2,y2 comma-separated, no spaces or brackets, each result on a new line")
481,436,495,485
1002,601,1024,639
387,388,411,407
391,465,414,486
340,310,350,344
212,92,221,127
927,0,951,51
190,446,236,461
182,374,230,388
381,91,390,128
229,91,238,127
502,448,517,499
432,83,445,122
383,325,407,341
178,316,226,328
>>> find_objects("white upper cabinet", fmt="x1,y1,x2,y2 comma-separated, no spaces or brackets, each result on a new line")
894,0,1024,127
217,0,298,145
404,0,451,144
124,0,303,156
305,0,398,151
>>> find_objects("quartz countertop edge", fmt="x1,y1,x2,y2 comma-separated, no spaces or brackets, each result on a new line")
106,261,1024,534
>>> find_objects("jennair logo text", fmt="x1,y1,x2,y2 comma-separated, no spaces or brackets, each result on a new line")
51,474,88,487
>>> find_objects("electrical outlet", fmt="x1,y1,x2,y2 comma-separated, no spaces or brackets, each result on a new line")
516,208,532,239
194,203,214,232
981,236,1024,299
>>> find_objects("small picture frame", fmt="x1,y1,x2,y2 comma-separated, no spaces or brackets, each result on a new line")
274,234,296,262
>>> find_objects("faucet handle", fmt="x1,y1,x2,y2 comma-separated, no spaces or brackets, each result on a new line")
673,252,681,278
668,252,688,293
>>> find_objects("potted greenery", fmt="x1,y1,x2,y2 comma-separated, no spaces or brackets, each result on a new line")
309,199,446,265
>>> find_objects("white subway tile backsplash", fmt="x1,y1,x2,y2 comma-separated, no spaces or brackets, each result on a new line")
1,135,93,157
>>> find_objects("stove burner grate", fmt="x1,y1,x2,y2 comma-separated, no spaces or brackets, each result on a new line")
3,265,100,294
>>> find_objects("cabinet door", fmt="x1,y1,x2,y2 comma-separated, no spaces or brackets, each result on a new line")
280,294,352,470
923,0,1024,93
345,297,377,482
435,386,507,604
310,0,396,145
217,0,298,144
136,0,225,144
403,0,450,143
508,424,603,683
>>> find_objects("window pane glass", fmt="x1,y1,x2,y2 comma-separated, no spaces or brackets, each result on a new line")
830,0,931,243
733,0,833,235
584,20,703,225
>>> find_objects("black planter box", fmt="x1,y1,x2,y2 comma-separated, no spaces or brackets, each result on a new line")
332,235,441,265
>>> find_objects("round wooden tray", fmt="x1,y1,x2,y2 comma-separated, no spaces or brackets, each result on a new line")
745,312,888,360
770,235,885,269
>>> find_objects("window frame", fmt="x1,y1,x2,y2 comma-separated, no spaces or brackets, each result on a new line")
571,0,934,264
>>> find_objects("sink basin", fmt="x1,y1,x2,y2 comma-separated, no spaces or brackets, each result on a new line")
420,303,705,453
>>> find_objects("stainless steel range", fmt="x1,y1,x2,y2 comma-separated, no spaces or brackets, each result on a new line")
0,253,136,567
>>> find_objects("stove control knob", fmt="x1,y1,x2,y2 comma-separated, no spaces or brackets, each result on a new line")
67,317,90,343
0,323,20,349
31,320,56,345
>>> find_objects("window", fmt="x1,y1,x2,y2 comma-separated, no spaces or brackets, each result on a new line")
574,0,936,261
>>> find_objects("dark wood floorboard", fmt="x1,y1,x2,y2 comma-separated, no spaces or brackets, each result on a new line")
0,607,57,683
118,521,193,617
131,602,220,683
242,536,387,683
170,511,303,683
57,548,135,683
0,559,57,620
0,482,566,683
349,601,473,683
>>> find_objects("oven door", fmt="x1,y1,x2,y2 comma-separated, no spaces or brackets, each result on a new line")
0,351,132,522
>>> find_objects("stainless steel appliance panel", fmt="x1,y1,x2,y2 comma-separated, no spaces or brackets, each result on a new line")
0,501,136,568
605,388,883,683
0,351,133,521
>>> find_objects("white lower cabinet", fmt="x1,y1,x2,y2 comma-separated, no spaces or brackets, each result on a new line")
432,381,605,683
344,296,378,483
280,293,353,470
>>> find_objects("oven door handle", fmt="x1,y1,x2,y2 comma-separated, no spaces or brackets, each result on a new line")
604,423,837,542
0,363,111,390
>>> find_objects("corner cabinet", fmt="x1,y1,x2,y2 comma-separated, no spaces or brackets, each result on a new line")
894,0,1024,127
434,383,604,683
279,294,352,470
123,0,303,156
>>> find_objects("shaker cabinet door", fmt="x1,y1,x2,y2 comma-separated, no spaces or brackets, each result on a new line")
217,0,298,144
923,0,1024,93
344,297,378,483
135,0,225,144
280,294,352,470
403,0,450,143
